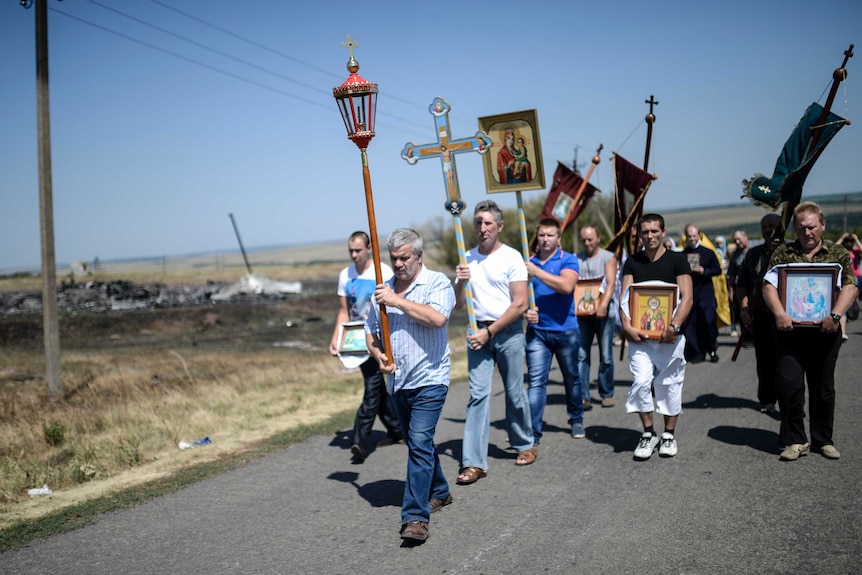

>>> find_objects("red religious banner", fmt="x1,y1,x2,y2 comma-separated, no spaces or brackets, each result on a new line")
607,153,655,254
540,162,600,230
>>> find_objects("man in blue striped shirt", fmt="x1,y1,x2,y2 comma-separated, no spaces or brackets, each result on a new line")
366,228,456,543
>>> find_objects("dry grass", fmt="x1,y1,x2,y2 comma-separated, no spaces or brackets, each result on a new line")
0,301,470,530
0,238,464,536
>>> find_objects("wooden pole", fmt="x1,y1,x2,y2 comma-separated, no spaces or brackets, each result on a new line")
780,44,853,231
361,149,392,363
621,97,658,361
592,203,614,242
643,95,658,173
35,0,62,399
560,145,603,236
516,191,536,309
528,146,603,252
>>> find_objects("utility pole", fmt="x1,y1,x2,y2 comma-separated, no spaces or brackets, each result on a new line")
23,0,62,398
229,213,253,275
572,145,586,175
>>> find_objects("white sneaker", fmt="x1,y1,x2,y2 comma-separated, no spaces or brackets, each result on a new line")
633,432,659,459
658,432,678,457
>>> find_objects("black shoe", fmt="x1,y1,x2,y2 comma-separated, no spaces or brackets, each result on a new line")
350,444,366,461
709,352,719,363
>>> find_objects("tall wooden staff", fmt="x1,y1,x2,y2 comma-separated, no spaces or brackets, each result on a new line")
401,97,490,333
515,191,536,308
779,44,854,233
332,36,391,361
618,96,659,360
521,146,602,312
527,146,603,250
559,145,603,237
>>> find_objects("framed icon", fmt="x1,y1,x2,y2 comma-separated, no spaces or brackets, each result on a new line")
575,278,604,317
629,284,678,339
686,253,700,270
337,321,369,354
778,265,839,325
477,109,545,193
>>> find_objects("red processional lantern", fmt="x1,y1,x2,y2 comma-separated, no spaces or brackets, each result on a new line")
332,35,390,362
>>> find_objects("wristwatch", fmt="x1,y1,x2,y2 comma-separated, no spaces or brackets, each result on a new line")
671,323,681,335
830,313,842,325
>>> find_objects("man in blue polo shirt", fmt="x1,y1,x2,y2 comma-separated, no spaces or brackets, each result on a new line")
524,218,584,441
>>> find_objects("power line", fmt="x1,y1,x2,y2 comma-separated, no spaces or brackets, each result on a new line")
146,0,467,128
51,7,332,113
146,0,441,119
49,6,425,137
84,0,332,99
146,0,343,81
86,0,430,131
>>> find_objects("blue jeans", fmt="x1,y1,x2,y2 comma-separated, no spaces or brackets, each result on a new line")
578,312,616,402
392,384,450,524
526,326,582,443
462,321,533,471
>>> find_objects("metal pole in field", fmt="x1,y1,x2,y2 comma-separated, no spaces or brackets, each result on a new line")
30,0,62,398
229,213,253,275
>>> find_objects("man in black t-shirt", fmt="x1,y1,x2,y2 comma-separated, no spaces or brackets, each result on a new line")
620,213,693,460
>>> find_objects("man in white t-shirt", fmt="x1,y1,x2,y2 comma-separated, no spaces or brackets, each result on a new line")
453,200,534,485
329,231,402,462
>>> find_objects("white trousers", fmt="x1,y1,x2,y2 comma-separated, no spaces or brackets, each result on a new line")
625,337,686,416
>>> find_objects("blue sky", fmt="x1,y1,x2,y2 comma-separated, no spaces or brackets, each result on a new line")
2,0,860,271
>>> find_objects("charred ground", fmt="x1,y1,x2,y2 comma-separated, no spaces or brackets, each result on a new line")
1,279,339,355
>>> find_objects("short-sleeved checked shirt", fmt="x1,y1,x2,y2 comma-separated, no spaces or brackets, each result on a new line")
365,266,455,394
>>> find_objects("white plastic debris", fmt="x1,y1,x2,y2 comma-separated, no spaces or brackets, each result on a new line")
28,484,53,497
179,437,211,450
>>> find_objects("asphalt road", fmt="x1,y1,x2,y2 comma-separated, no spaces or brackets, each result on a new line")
3,326,862,575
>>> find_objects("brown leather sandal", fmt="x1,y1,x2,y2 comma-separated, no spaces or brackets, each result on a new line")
456,467,487,485
515,447,537,466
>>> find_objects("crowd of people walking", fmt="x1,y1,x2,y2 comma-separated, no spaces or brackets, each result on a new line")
329,199,858,543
